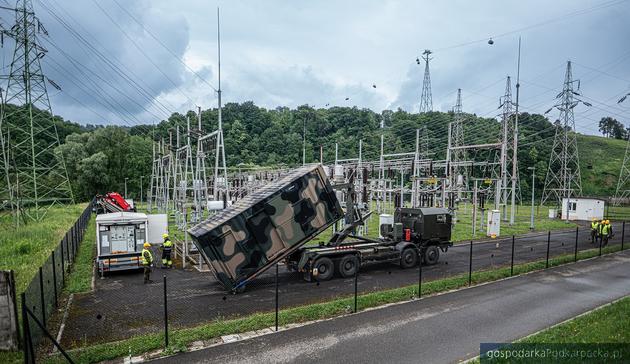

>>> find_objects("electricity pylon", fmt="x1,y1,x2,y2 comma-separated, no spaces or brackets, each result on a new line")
449,89,466,191
496,76,520,219
419,50,433,113
613,135,630,205
0,0,74,223
541,61,590,205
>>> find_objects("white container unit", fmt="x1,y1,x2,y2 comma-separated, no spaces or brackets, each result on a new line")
96,212,167,274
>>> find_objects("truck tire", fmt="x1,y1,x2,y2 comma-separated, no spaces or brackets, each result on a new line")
400,248,418,269
338,255,359,278
313,257,334,281
424,246,440,265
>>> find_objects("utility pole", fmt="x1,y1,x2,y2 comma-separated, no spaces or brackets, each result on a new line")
124,178,128,199
419,50,433,113
528,166,535,229
541,61,590,205
302,113,307,166
510,38,521,226
140,175,144,209
0,0,75,224
214,7,229,202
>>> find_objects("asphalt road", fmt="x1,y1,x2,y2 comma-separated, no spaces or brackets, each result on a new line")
151,249,630,364
61,222,627,346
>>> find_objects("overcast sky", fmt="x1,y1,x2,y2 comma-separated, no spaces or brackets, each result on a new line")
1,0,629,135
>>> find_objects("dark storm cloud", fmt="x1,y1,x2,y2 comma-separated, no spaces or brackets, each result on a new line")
32,0,191,124
2,0,629,134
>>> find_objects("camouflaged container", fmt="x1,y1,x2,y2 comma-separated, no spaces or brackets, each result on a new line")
189,165,344,292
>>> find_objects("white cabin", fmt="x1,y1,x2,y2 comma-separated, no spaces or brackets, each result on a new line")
560,197,605,221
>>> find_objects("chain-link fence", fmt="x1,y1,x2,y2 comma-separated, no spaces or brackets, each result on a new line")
21,199,94,354
55,220,628,359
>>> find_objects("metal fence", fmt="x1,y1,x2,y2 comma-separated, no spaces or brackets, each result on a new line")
21,199,93,354
54,220,629,358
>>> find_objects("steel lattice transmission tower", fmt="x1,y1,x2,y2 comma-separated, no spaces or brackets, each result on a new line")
496,76,521,217
613,135,630,205
0,0,74,222
541,61,589,205
447,89,466,193
418,50,433,113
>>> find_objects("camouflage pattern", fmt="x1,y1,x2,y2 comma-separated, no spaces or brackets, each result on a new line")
188,165,344,292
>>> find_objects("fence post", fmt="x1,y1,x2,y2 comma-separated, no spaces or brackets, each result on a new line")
545,231,551,269
60,241,65,285
38,267,46,325
622,221,625,251
9,271,20,349
574,227,579,262
73,225,78,255
275,263,279,331
51,252,58,309
418,249,422,298
63,236,68,263
163,275,168,348
354,268,358,313
21,293,34,364
510,235,515,276
468,240,473,286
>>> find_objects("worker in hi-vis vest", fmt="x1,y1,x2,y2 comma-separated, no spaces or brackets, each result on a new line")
161,233,173,269
590,218,599,244
601,220,612,247
142,242,154,284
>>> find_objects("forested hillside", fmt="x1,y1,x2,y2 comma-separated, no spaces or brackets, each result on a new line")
2,102,624,201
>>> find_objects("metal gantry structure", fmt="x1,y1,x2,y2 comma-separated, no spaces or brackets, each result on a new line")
613,135,630,205
541,61,589,206
419,49,433,113
0,0,74,224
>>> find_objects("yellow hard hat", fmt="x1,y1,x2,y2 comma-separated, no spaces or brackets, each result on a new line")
143,242,151,248
162,233,169,239
592,217,596,221
605,220,610,224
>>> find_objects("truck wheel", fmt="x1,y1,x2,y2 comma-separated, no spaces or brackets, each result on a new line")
400,248,418,269
313,257,334,281
424,246,440,265
338,255,359,278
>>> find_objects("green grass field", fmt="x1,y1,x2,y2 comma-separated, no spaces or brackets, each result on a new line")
520,295,630,344
64,217,96,294
0,203,87,294
577,134,627,197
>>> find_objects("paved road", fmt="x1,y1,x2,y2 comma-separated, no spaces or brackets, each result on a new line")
151,249,630,364
61,223,627,346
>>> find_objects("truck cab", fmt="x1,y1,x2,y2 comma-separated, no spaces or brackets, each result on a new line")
288,207,453,282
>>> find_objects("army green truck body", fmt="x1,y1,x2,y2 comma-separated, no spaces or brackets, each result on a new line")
285,207,453,281
188,165,344,292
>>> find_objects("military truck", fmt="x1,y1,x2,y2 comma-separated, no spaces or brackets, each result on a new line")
188,165,344,292
285,207,452,281
189,164,452,292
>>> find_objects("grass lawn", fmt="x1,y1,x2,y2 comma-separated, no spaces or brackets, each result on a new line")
40,244,625,364
0,203,87,295
577,134,626,197
520,295,630,344
64,217,96,294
